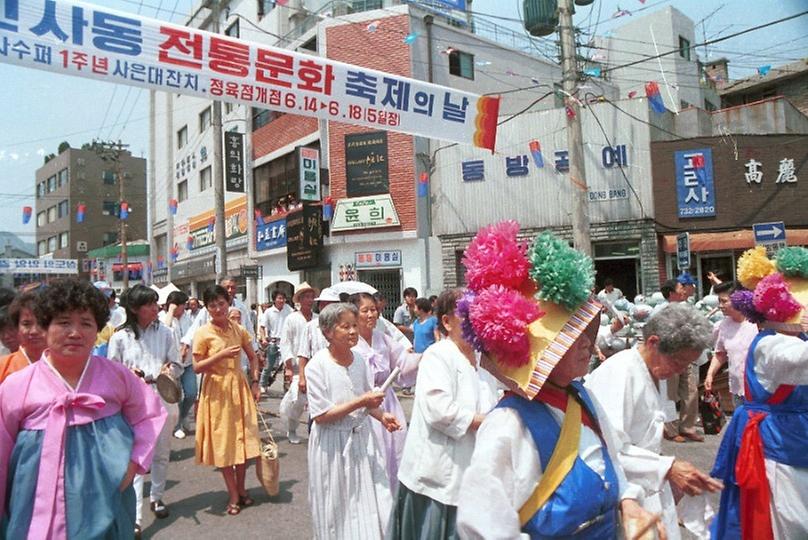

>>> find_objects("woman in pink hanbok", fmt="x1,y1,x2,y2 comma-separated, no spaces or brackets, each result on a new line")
0,278,166,539
349,292,421,488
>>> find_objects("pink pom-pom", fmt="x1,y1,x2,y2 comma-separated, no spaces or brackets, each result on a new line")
753,273,802,322
469,285,543,368
463,221,531,292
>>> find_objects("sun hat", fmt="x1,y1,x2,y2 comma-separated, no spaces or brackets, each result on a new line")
731,245,808,333
314,287,340,302
459,221,601,399
292,282,319,302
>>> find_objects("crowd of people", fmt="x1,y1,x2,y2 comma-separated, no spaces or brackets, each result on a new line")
0,227,806,540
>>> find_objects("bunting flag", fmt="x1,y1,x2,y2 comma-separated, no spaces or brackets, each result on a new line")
186,235,194,250
254,209,266,226
22,206,32,224
645,82,667,113
565,105,576,119
119,202,129,220
170,245,179,262
76,203,86,223
417,172,429,198
322,197,335,220
757,65,772,76
529,141,545,168
628,90,638,99
207,217,215,232
169,198,178,215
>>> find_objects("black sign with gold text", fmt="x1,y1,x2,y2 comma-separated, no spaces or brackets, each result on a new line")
286,204,323,271
345,131,389,196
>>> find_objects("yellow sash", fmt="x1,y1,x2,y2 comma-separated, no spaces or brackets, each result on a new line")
518,394,582,526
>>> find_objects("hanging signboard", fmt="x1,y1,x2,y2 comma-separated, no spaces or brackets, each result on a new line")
286,204,323,271
674,149,716,219
0,0,500,150
345,132,389,197
224,132,245,192
0,258,78,274
331,194,401,232
256,218,287,251
298,147,321,202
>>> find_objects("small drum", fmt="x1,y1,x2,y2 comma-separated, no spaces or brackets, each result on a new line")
155,364,182,404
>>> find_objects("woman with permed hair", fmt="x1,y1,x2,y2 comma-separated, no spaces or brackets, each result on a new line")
0,278,166,539
0,289,47,384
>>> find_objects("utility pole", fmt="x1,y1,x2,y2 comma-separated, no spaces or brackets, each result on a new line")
558,0,591,255
95,140,131,288
211,0,227,279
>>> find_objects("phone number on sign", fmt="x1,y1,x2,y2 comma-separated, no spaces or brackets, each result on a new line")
679,206,715,217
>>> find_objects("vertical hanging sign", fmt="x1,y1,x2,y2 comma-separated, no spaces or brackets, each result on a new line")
298,147,321,202
225,132,245,193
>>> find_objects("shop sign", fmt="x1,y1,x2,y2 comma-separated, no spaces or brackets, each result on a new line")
345,132,389,196
0,258,78,274
744,158,798,184
676,232,690,270
0,0,499,150
187,197,248,251
240,265,260,279
674,149,715,218
298,147,321,201
224,132,245,192
256,218,287,251
588,188,628,202
331,194,401,232
286,204,323,271
355,250,402,268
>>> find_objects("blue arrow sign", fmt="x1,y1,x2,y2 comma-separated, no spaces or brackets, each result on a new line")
753,222,786,245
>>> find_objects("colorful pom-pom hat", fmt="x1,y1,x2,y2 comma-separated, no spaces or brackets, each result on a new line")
460,221,601,399
732,245,808,333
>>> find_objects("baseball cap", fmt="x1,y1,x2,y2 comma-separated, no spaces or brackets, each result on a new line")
676,272,697,286
93,280,114,297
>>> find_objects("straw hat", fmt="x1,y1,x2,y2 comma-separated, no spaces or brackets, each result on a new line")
459,221,601,399
293,282,319,302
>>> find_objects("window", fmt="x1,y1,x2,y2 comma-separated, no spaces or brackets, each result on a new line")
200,166,213,192
48,236,57,253
225,102,235,115
254,150,305,216
199,106,212,132
252,107,282,130
350,0,381,10
679,36,690,61
225,20,239,38
177,180,188,202
257,0,274,19
47,176,57,192
37,240,47,256
47,206,57,223
58,200,69,219
102,200,118,216
37,212,45,227
103,231,118,245
449,50,474,80
704,99,717,112
177,126,188,149
36,182,45,198
58,168,69,187
59,232,69,249
102,170,116,184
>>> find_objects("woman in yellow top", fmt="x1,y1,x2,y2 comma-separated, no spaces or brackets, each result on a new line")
193,285,261,516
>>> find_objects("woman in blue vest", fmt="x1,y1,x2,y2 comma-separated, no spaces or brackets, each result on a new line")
711,246,808,539
453,224,664,539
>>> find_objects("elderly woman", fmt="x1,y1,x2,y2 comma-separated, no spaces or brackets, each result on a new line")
306,302,400,539
389,289,499,539
348,292,420,488
193,285,261,516
455,225,659,539
585,303,722,539
0,278,166,539
0,290,47,384
107,284,180,529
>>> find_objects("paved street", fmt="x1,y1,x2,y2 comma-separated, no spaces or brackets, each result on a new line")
140,379,725,539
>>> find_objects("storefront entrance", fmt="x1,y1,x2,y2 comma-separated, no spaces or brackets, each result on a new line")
594,242,641,300
357,269,401,320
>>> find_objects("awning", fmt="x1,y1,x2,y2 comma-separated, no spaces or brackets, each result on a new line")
111,262,144,272
662,229,808,253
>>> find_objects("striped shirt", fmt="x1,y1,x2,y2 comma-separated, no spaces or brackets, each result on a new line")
107,321,179,380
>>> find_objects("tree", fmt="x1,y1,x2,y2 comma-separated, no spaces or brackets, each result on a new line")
57,141,71,154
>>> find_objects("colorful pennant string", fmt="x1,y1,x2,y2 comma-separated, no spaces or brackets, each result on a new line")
529,141,544,168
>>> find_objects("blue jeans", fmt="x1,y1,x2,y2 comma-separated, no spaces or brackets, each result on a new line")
260,343,280,387
175,365,198,430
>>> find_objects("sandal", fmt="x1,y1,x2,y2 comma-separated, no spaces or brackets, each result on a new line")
226,503,241,516
238,495,255,507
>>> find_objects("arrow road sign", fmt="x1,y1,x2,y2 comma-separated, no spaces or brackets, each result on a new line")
753,222,786,245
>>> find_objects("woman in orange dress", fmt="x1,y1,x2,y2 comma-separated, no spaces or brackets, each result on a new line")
193,285,261,516
0,290,47,384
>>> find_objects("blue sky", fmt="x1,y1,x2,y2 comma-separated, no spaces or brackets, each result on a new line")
1,0,806,244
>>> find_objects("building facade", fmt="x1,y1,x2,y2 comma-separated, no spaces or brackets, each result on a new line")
35,146,147,278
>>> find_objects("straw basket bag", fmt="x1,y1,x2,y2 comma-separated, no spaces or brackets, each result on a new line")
255,411,279,496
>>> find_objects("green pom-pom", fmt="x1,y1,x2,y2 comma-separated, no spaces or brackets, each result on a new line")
528,231,595,310
776,247,808,278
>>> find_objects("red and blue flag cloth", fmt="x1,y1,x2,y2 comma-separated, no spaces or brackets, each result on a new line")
417,172,429,198
22,206,32,224
119,202,129,220
76,204,86,223
169,199,178,215
529,141,544,168
645,81,667,113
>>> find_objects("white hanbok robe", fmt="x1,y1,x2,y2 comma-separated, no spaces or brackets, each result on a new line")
584,347,680,539
306,349,391,540
278,311,317,426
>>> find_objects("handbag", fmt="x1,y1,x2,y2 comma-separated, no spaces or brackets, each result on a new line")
255,410,280,496
700,392,724,435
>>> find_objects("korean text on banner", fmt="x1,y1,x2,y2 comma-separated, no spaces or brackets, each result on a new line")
0,0,500,151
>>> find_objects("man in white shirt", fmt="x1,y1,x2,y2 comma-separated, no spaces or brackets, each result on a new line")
374,292,412,349
393,287,417,342
297,288,339,397
161,290,195,439
258,289,293,391
278,283,318,444
597,278,623,306
94,281,126,328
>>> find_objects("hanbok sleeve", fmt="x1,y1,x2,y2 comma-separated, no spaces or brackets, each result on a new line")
306,357,334,418
456,408,537,540
383,333,420,387
417,348,474,440
117,364,168,474
754,333,808,389
0,380,22,521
